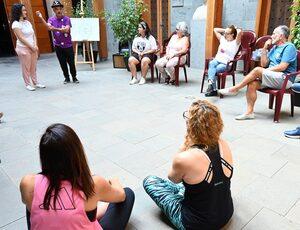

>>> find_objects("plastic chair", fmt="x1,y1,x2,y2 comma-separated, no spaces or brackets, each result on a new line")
258,50,300,122
240,30,256,74
157,32,190,86
200,46,242,98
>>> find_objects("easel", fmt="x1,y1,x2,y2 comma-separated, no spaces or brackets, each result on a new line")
73,0,96,71
74,41,95,71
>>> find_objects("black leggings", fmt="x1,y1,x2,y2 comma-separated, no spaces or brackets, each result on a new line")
99,187,135,230
26,187,135,230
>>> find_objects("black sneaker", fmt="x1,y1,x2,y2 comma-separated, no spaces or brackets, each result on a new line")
205,90,218,97
206,83,214,93
73,78,80,84
64,79,71,84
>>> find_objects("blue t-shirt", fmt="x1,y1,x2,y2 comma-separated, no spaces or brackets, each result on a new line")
268,42,297,82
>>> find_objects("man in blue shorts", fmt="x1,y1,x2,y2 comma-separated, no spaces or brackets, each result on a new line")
219,25,297,120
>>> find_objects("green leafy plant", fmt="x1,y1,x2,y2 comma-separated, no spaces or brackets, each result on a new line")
72,0,99,18
123,51,129,57
104,0,147,44
291,1,300,49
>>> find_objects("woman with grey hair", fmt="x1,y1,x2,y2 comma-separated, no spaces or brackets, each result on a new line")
155,21,190,85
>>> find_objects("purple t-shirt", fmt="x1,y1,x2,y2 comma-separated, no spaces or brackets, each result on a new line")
48,16,72,48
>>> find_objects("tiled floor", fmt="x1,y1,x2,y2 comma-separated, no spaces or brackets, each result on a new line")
0,54,299,229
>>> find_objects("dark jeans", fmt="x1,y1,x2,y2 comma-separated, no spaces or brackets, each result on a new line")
26,187,135,230
55,46,77,80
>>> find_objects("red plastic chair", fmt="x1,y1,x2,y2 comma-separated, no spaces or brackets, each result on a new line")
157,32,190,86
240,30,256,74
250,35,273,68
258,50,300,122
200,46,242,98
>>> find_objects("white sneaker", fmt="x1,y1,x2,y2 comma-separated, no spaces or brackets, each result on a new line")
235,113,255,120
35,83,46,88
139,78,146,85
129,77,139,85
26,85,35,91
218,88,238,96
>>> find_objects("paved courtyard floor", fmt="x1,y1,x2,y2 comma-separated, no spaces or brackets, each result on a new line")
0,53,300,229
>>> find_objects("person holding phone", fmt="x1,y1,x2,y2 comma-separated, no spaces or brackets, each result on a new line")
11,3,45,91
36,1,79,84
219,25,297,120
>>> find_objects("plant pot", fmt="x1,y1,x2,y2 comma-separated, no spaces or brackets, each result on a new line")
123,56,130,71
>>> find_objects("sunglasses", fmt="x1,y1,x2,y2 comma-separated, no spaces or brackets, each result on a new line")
183,111,189,120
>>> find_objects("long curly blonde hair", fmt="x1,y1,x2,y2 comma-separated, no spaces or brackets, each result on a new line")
183,100,223,150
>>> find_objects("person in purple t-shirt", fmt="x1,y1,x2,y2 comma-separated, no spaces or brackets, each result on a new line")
36,1,79,84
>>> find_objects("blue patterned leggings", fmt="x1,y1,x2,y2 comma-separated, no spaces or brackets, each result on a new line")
143,175,185,230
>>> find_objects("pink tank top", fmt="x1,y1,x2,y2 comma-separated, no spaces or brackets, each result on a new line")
30,174,102,230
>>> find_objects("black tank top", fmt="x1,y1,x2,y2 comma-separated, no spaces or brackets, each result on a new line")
181,144,234,229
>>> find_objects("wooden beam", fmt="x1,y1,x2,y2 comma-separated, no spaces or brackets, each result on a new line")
142,0,151,28
255,0,272,37
93,0,108,59
205,0,223,58
156,0,162,45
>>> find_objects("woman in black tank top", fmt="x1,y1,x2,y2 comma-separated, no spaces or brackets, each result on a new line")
143,100,234,229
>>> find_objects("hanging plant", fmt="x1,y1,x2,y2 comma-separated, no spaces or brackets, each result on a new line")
291,0,300,49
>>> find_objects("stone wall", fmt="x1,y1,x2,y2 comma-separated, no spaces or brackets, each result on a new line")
104,0,121,56
170,0,204,32
222,0,258,30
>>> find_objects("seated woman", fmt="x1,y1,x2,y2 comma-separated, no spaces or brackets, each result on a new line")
205,25,242,97
20,123,135,230
129,21,157,85
143,100,234,229
155,22,189,85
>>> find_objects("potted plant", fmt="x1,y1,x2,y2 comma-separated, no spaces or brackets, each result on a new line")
73,0,100,63
104,0,147,69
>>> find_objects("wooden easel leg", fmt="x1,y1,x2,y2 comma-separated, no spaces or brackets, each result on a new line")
87,42,92,65
90,42,95,71
75,42,78,66
83,42,86,62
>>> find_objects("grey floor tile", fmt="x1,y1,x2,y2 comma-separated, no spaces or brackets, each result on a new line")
243,208,300,230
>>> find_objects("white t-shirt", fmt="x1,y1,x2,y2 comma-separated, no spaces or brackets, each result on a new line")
132,35,157,52
215,36,240,64
12,20,35,47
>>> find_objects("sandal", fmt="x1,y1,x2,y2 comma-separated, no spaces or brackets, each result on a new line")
169,79,176,85
164,76,171,84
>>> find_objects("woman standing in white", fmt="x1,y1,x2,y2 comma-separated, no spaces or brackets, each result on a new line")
11,3,45,91
129,21,157,85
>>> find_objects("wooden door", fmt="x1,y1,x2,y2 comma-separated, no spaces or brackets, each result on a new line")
0,0,14,56
267,0,293,35
29,0,52,53
156,0,170,45
4,0,53,53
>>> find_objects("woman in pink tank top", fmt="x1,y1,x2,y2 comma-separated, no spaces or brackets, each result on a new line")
20,123,135,230
155,21,190,85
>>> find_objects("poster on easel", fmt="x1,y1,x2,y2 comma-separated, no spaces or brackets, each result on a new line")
70,18,100,42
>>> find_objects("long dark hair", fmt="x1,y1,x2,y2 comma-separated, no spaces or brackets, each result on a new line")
39,123,95,210
138,21,151,39
11,3,25,23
